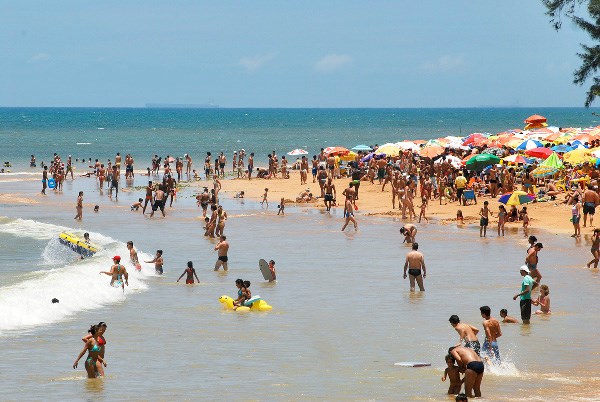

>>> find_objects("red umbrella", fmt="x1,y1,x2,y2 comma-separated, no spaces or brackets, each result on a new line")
462,133,486,146
323,146,350,156
524,115,547,124
525,147,553,159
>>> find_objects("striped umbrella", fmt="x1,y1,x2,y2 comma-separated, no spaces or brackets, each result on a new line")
498,191,536,205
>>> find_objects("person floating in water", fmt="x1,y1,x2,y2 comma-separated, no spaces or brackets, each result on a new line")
99,256,129,291
177,261,200,284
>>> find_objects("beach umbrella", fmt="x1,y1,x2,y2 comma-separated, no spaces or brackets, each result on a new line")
550,144,573,153
351,144,372,151
502,154,530,164
524,114,548,130
419,145,445,158
563,148,593,165
540,152,564,169
287,148,309,156
360,152,385,163
434,155,462,168
466,153,500,171
339,151,358,161
532,165,559,178
462,133,487,146
498,191,536,206
323,146,350,156
525,147,553,159
396,141,421,151
516,139,544,151
375,143,402,156
482,147,505,157
570,140,588,149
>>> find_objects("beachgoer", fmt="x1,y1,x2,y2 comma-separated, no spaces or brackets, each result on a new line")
277,197,285,215
479,201,492,237
324,177,336,212
233,278,250,309
479,306,502,364
131,198,143,211
74,191,84,220
142,181,154,214
513,265,535,324
214,235,229,271
497,205,506,236
455,171,467,206
403,242,426,291
127,241,141,271
146,250,164,275
572,195,582,237
418,196,429,223
448,346,484,398
442,354,464,395
268,259,276,282
73,324,106,378
449,315,481,356
341,197,358,231
400,224,417,243
99,256,129,290
42,165,48,194
587,228,600,268
177,261,200,284
582,184,599,227
81,322,107,376
521,206,529,237
150,185,166,217
526,242,543,284
499,309,519,323
300,156,308,185
533,284,551,314
261,188,269,208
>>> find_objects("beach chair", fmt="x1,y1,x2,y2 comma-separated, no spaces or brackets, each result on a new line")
555,178,567,192
463,189,477,205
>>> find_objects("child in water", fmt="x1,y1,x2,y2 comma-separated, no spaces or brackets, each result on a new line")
145,250,164,275
533,284,551,314
441,354,463,394
499,309,519,323
456,209,464,224
131,198,143,211
261,188,269,208
418,196,428,223
277,197,285,215
233,279,251,309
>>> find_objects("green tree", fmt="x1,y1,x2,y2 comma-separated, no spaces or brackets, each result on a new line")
544,0,600,106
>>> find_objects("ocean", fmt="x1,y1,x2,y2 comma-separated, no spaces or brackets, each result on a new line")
1,108,600,400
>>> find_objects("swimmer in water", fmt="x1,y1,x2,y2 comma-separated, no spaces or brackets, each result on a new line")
177,261,200,284
146,250,164,275
232,279,249,309
499,309,519,323
533,284,551,314
73,324,106,378
127,241,141,271
100,256,129,291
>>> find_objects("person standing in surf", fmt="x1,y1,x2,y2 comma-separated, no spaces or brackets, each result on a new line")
127,241,141,271
214,236,229,271
403,242,426,291
74,191,83,220
146,250,164,275
177,261,200,284
100,256,129,290
81,322,108,376
73,324,106,378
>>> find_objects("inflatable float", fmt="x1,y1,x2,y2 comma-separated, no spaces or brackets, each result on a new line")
58,232,98,258
219,295,272,312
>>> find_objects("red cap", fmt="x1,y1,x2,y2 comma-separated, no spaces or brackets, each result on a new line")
113,256,121,262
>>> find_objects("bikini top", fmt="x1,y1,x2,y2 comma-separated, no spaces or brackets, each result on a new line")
91,343,101,352
98,336,106,346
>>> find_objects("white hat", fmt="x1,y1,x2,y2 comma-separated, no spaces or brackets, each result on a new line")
519,265,530,274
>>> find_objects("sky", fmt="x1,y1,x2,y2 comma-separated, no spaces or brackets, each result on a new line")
0,1,596,107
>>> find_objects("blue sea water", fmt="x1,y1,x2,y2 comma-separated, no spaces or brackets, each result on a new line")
1,107,599,169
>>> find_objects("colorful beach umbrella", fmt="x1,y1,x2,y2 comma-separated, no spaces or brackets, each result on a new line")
516,139,544,151
287,149,309,156
540,152,564,169
466,153,500,171
339,151,358,161
419,145,445,158
550,144,573,153
323,146,350,156
498,191,536,206
462,133,487,146
375,143,402,156
525,147,553,159
563,148,592,165
502,154,530,164
396,141,421,151
532,165,558,178
351,144,372,151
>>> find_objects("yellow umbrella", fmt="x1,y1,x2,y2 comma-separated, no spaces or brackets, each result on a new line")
563,148,592,165
376,143,402,156
552,135,573,145
506,138,522,149
339,151,357,162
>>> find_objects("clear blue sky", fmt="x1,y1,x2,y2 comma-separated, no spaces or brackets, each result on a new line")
0,1,594,107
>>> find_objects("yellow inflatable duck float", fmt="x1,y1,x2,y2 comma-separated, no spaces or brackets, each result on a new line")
219,295,272,312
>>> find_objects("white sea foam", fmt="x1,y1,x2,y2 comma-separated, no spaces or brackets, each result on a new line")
76,142,92,145
0,218,154,334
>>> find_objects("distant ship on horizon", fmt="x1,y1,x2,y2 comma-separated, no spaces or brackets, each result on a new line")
145,102,219,109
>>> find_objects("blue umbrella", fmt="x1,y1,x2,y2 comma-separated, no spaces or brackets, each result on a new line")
516,139,544,151
352,144,373,151
551,144,573,153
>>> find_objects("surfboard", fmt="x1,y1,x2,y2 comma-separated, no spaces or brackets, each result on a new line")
259,259,274,281
394,362,431,367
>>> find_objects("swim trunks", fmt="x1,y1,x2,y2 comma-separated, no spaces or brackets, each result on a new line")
466,361,485,374
312,168,317,175
482,339,500,363
186,279,194,284
218,256,228,262
377,168,385,179
152,200,165,211
480,217,489,227
324,193,333,201
408,268,421,277
464,340,481,356
584,202,596,215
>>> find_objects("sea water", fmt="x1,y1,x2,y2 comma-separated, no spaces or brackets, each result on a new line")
0,173,599,400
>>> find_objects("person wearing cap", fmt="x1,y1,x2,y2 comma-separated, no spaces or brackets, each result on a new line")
525,242,543,285
513,265,535,324
100,256,129,290
455,171,467,206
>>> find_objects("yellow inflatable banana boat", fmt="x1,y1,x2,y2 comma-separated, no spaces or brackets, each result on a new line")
58,232,98,258
219,295,272,312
